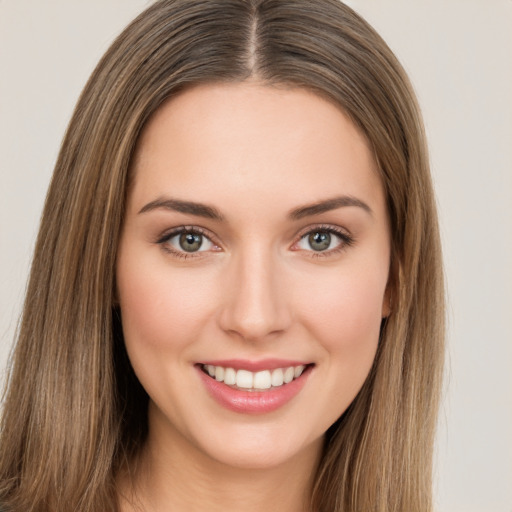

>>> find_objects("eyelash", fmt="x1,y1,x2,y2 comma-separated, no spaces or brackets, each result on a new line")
294,224,355,259
156,226,218,260
155,224,355,260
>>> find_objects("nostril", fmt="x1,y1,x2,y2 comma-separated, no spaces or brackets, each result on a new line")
215,256,293,340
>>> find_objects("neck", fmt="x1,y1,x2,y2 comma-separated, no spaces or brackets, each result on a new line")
119,408,323,512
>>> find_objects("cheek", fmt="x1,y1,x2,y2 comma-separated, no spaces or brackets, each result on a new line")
116,254,216,354
298,267,386,357
295,269,386,424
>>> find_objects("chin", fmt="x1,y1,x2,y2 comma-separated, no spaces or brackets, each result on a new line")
183,420,325,472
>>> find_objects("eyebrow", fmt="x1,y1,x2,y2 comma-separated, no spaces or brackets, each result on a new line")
288,195,372,220
138,197,225,221
138,194,372,221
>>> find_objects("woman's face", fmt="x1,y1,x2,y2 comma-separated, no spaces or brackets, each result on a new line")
117,83,391,470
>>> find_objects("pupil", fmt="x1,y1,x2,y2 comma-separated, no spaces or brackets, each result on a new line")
179,232,202,252
309,231,331,251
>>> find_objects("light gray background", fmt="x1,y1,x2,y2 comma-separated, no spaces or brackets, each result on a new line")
1,1,511,511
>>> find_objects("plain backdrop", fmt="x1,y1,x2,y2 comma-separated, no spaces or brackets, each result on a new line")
1,1,511,511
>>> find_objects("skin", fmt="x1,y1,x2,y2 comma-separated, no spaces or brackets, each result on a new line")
116,82,391,512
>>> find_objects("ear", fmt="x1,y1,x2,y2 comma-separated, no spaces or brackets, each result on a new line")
381,283,392,318
381,258,397,319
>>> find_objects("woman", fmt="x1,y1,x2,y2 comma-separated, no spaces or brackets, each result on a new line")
0,1,444,511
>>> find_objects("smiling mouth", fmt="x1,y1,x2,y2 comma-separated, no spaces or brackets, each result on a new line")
199,363,312,391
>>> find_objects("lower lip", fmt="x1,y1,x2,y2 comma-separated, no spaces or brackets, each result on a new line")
197,366,312,414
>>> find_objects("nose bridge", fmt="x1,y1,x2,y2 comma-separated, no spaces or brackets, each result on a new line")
219,241,290,340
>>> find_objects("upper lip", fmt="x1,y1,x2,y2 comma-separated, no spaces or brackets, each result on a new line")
197,358,312,372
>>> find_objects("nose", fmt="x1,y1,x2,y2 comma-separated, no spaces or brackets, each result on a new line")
217,247,292,342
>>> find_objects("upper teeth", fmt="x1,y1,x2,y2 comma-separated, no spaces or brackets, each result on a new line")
203,364,306,390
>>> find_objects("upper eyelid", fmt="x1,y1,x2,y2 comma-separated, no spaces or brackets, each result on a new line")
156,223,352,250
156,226,220,258
292,224,355,254
295,223,352,239
157,225,217,243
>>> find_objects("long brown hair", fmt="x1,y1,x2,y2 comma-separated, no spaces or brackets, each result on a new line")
0,1,444,510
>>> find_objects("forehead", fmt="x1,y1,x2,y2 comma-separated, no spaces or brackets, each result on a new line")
128,82,385,219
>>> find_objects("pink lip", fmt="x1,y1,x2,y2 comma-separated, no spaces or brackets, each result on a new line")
196,364,313,415
198,358,309,372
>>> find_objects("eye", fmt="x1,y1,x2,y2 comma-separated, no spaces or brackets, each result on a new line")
175,232,209,252
294,227,354,254
157,227,219,256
